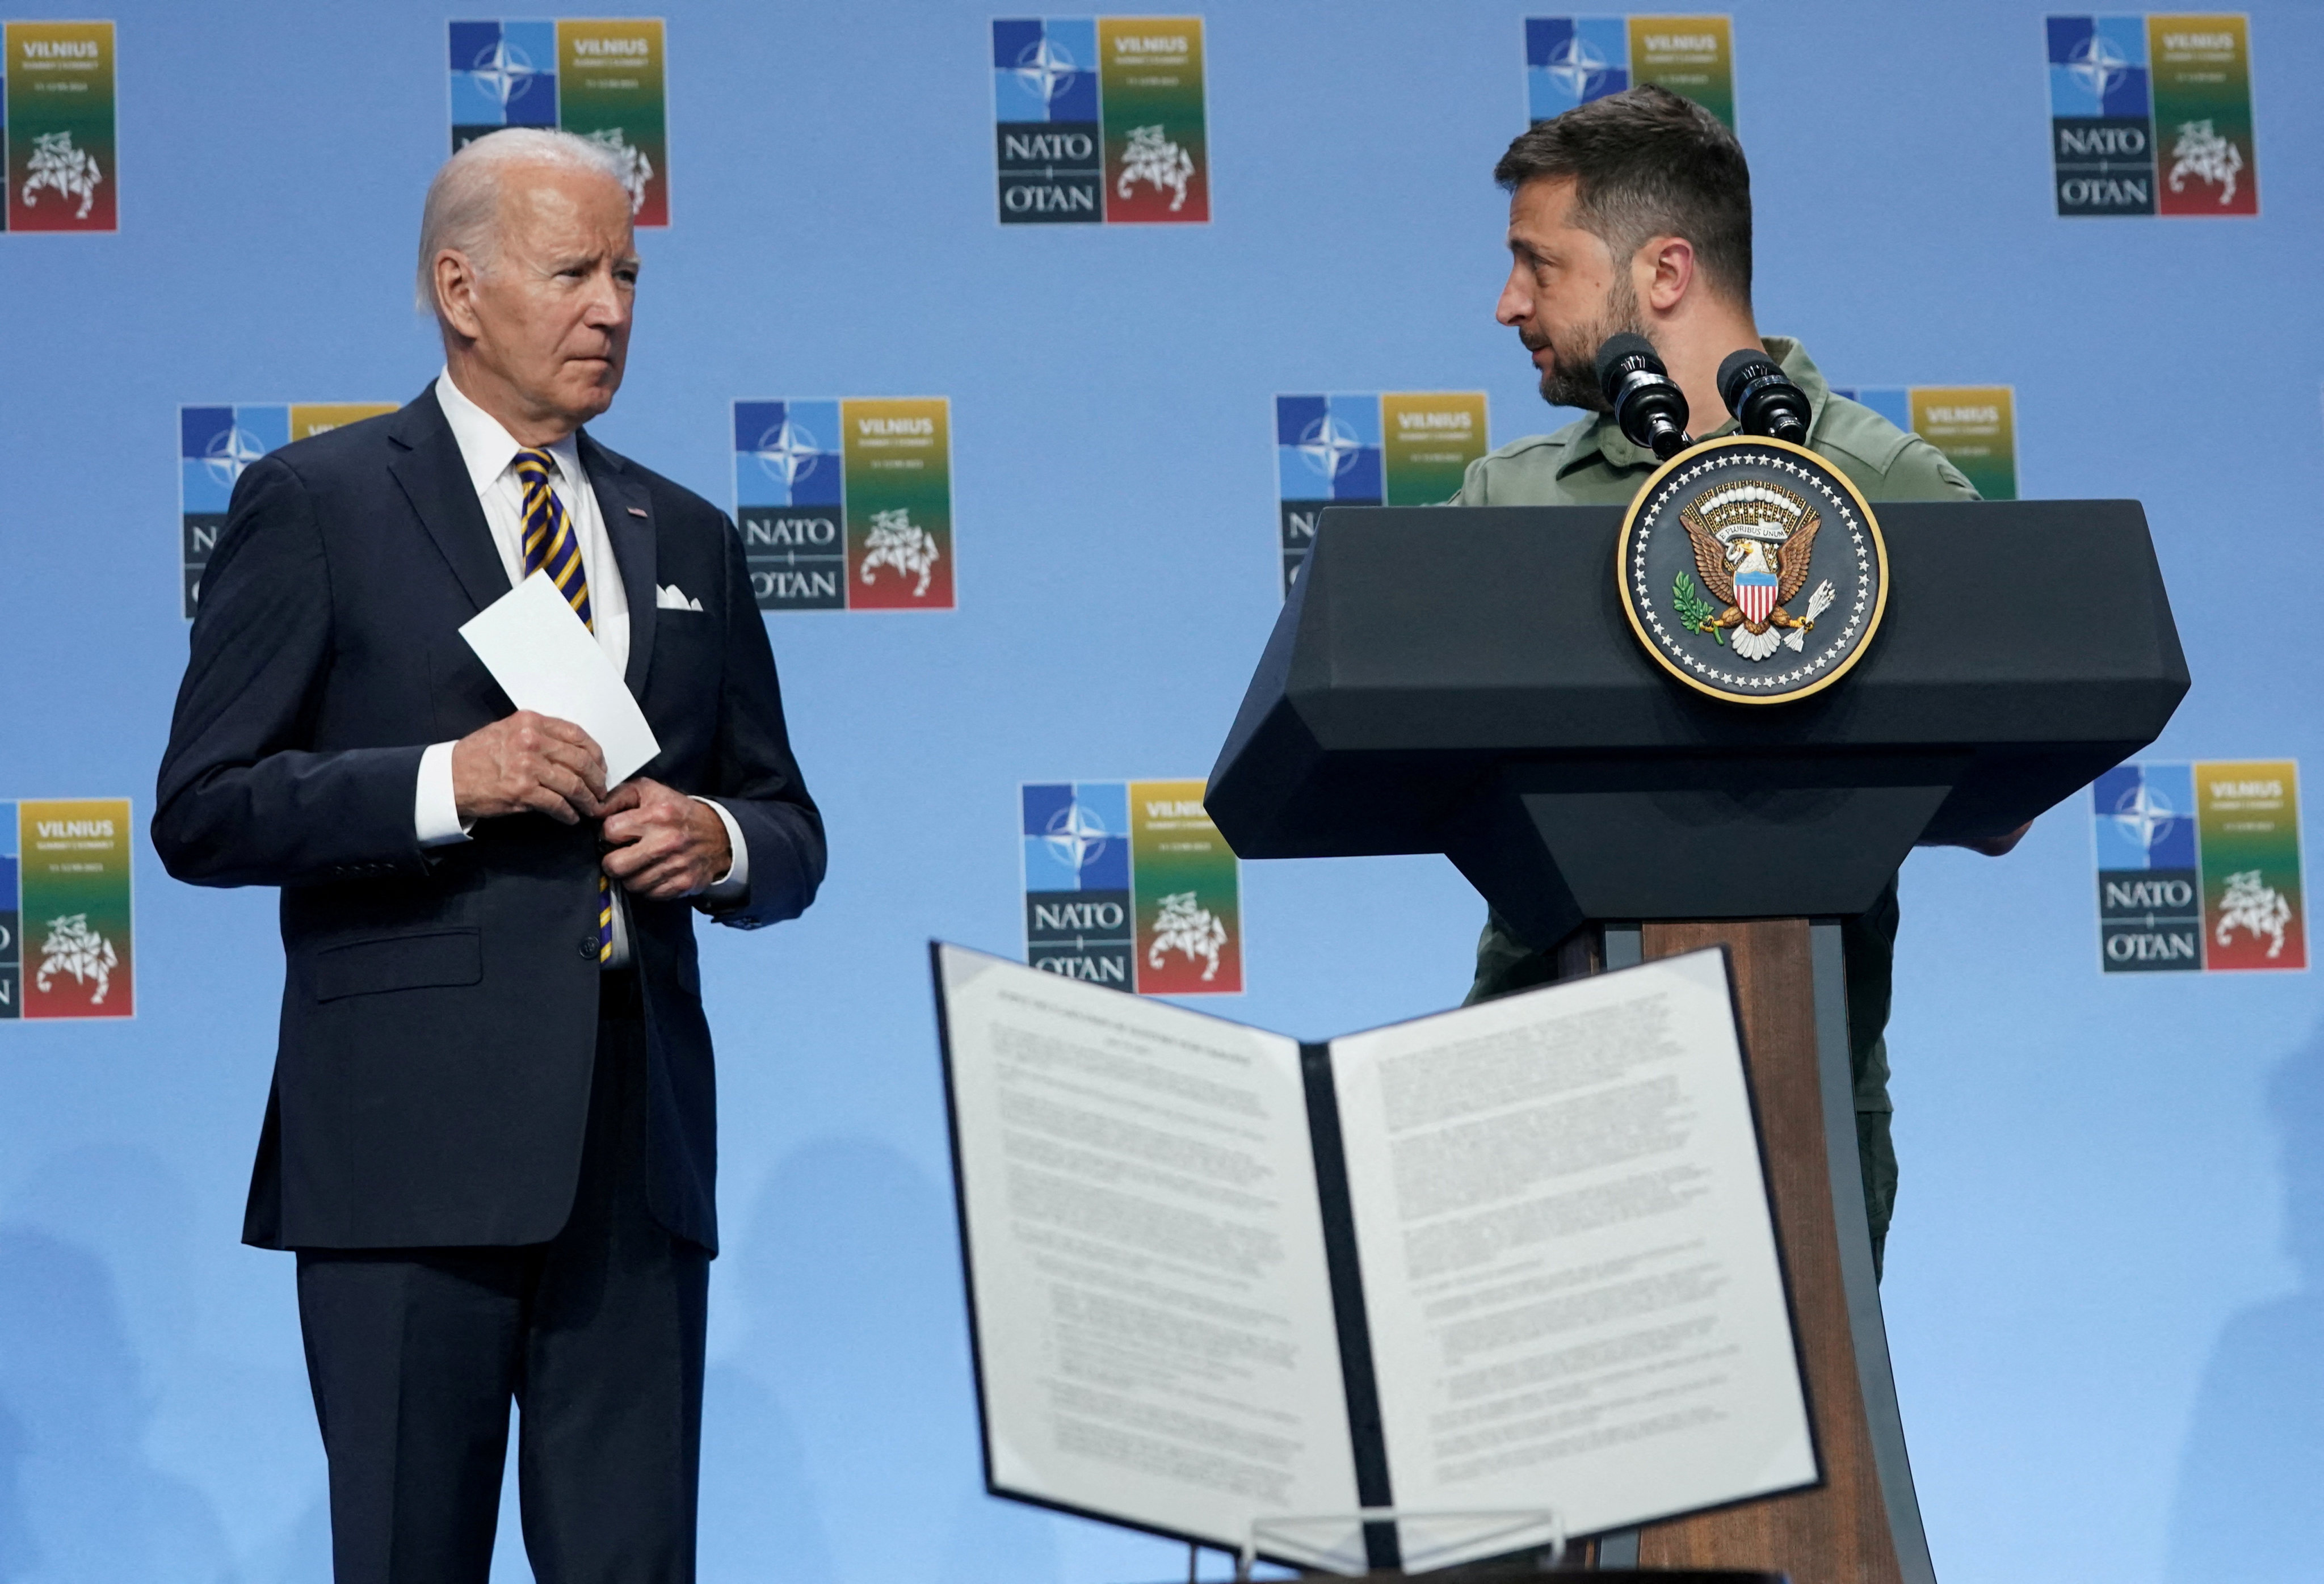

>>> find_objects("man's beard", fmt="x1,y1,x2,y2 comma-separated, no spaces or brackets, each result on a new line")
1529,278,1644,411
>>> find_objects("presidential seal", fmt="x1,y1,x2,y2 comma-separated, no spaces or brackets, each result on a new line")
1615,435,1887,704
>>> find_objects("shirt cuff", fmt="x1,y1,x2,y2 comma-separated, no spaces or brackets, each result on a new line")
414,742,473,847
691,796,749,901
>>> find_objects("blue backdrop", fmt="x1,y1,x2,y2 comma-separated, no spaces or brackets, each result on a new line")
1,3,2318,1581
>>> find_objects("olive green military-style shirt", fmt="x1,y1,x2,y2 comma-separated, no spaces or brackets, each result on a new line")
1453,337,1973,510
1454,337,1978,1272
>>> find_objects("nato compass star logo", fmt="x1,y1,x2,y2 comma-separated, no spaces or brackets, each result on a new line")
754,421,830,490
203,426,268,489
2110,778,2180,852
1545,32,1613,101
2065,31,2131,101
1296,414,1366,481
1044,800,1113,875
470,37,540,111
1014,36,1080,107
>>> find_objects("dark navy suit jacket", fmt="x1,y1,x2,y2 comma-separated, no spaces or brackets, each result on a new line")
154,388,825,1254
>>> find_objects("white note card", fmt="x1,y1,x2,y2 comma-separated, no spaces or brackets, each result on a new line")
458,569,660,784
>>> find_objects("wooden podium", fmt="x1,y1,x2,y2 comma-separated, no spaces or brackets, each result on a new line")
1205,502,2187,1583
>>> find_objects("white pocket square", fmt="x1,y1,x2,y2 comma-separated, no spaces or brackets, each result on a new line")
655,584,703,611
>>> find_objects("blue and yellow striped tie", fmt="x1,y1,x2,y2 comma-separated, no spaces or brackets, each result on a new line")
514,447,612,964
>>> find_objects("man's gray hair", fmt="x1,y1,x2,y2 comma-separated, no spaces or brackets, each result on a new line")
415,129,630,314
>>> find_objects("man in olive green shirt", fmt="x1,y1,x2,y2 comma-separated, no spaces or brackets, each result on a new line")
1457,86,2015,1275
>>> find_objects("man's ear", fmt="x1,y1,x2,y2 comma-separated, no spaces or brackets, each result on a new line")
434,250,484,342
1636,234,1697,313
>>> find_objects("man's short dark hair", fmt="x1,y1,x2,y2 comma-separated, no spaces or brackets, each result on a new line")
1494,84,1752,306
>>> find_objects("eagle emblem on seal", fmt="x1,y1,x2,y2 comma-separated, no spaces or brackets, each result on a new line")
1676,478,1838,662
1615,436,1886,704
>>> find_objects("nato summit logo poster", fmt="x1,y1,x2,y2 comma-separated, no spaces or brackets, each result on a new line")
449,19,669,225
1022,781,1242,995
1275,393,1488,594
1524,15,1734,127
3,20,115,232
2045,15,2256,217
180,404,397,617
991,16,1208,224
1,799,135,1021
1833,385,2018,499
733,399,956,612
2093,761,2304,973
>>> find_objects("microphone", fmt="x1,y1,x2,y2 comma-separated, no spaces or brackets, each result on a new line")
1716,350,1811,443
1593,333,1692,461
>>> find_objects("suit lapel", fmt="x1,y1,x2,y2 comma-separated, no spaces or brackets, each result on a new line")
581,432,658,699
386,388,510,617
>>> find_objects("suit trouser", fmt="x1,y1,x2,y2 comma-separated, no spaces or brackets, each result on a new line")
295,976,709,1584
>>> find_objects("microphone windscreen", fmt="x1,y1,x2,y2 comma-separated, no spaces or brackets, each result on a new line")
1717,348,1780,413
1593,332,1661,391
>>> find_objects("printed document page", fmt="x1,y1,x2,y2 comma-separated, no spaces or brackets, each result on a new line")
935,946,1366,1572
1329,948,1814,1564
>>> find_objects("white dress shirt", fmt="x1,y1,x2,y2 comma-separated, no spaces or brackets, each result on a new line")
414,371,747,967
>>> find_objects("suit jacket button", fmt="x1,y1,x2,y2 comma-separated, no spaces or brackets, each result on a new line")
578,935,600,960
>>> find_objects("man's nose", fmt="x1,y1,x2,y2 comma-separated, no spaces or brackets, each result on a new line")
1495,269,1528,327
584,274,630,328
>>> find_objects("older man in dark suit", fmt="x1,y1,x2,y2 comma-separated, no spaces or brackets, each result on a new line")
154,128,824,1583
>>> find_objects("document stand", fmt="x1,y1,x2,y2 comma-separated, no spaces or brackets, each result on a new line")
1207,502,2187,1584
1233,1512,1776,1583
1239,1509,1566,1579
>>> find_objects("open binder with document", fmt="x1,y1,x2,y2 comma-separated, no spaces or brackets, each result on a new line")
931,941,1819,1574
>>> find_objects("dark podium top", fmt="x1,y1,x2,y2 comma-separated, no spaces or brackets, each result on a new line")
1207,502,2189,948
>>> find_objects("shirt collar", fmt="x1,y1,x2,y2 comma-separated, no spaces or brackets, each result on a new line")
1763,336,1834,431
432,369,585,499
1555,335,1831,477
